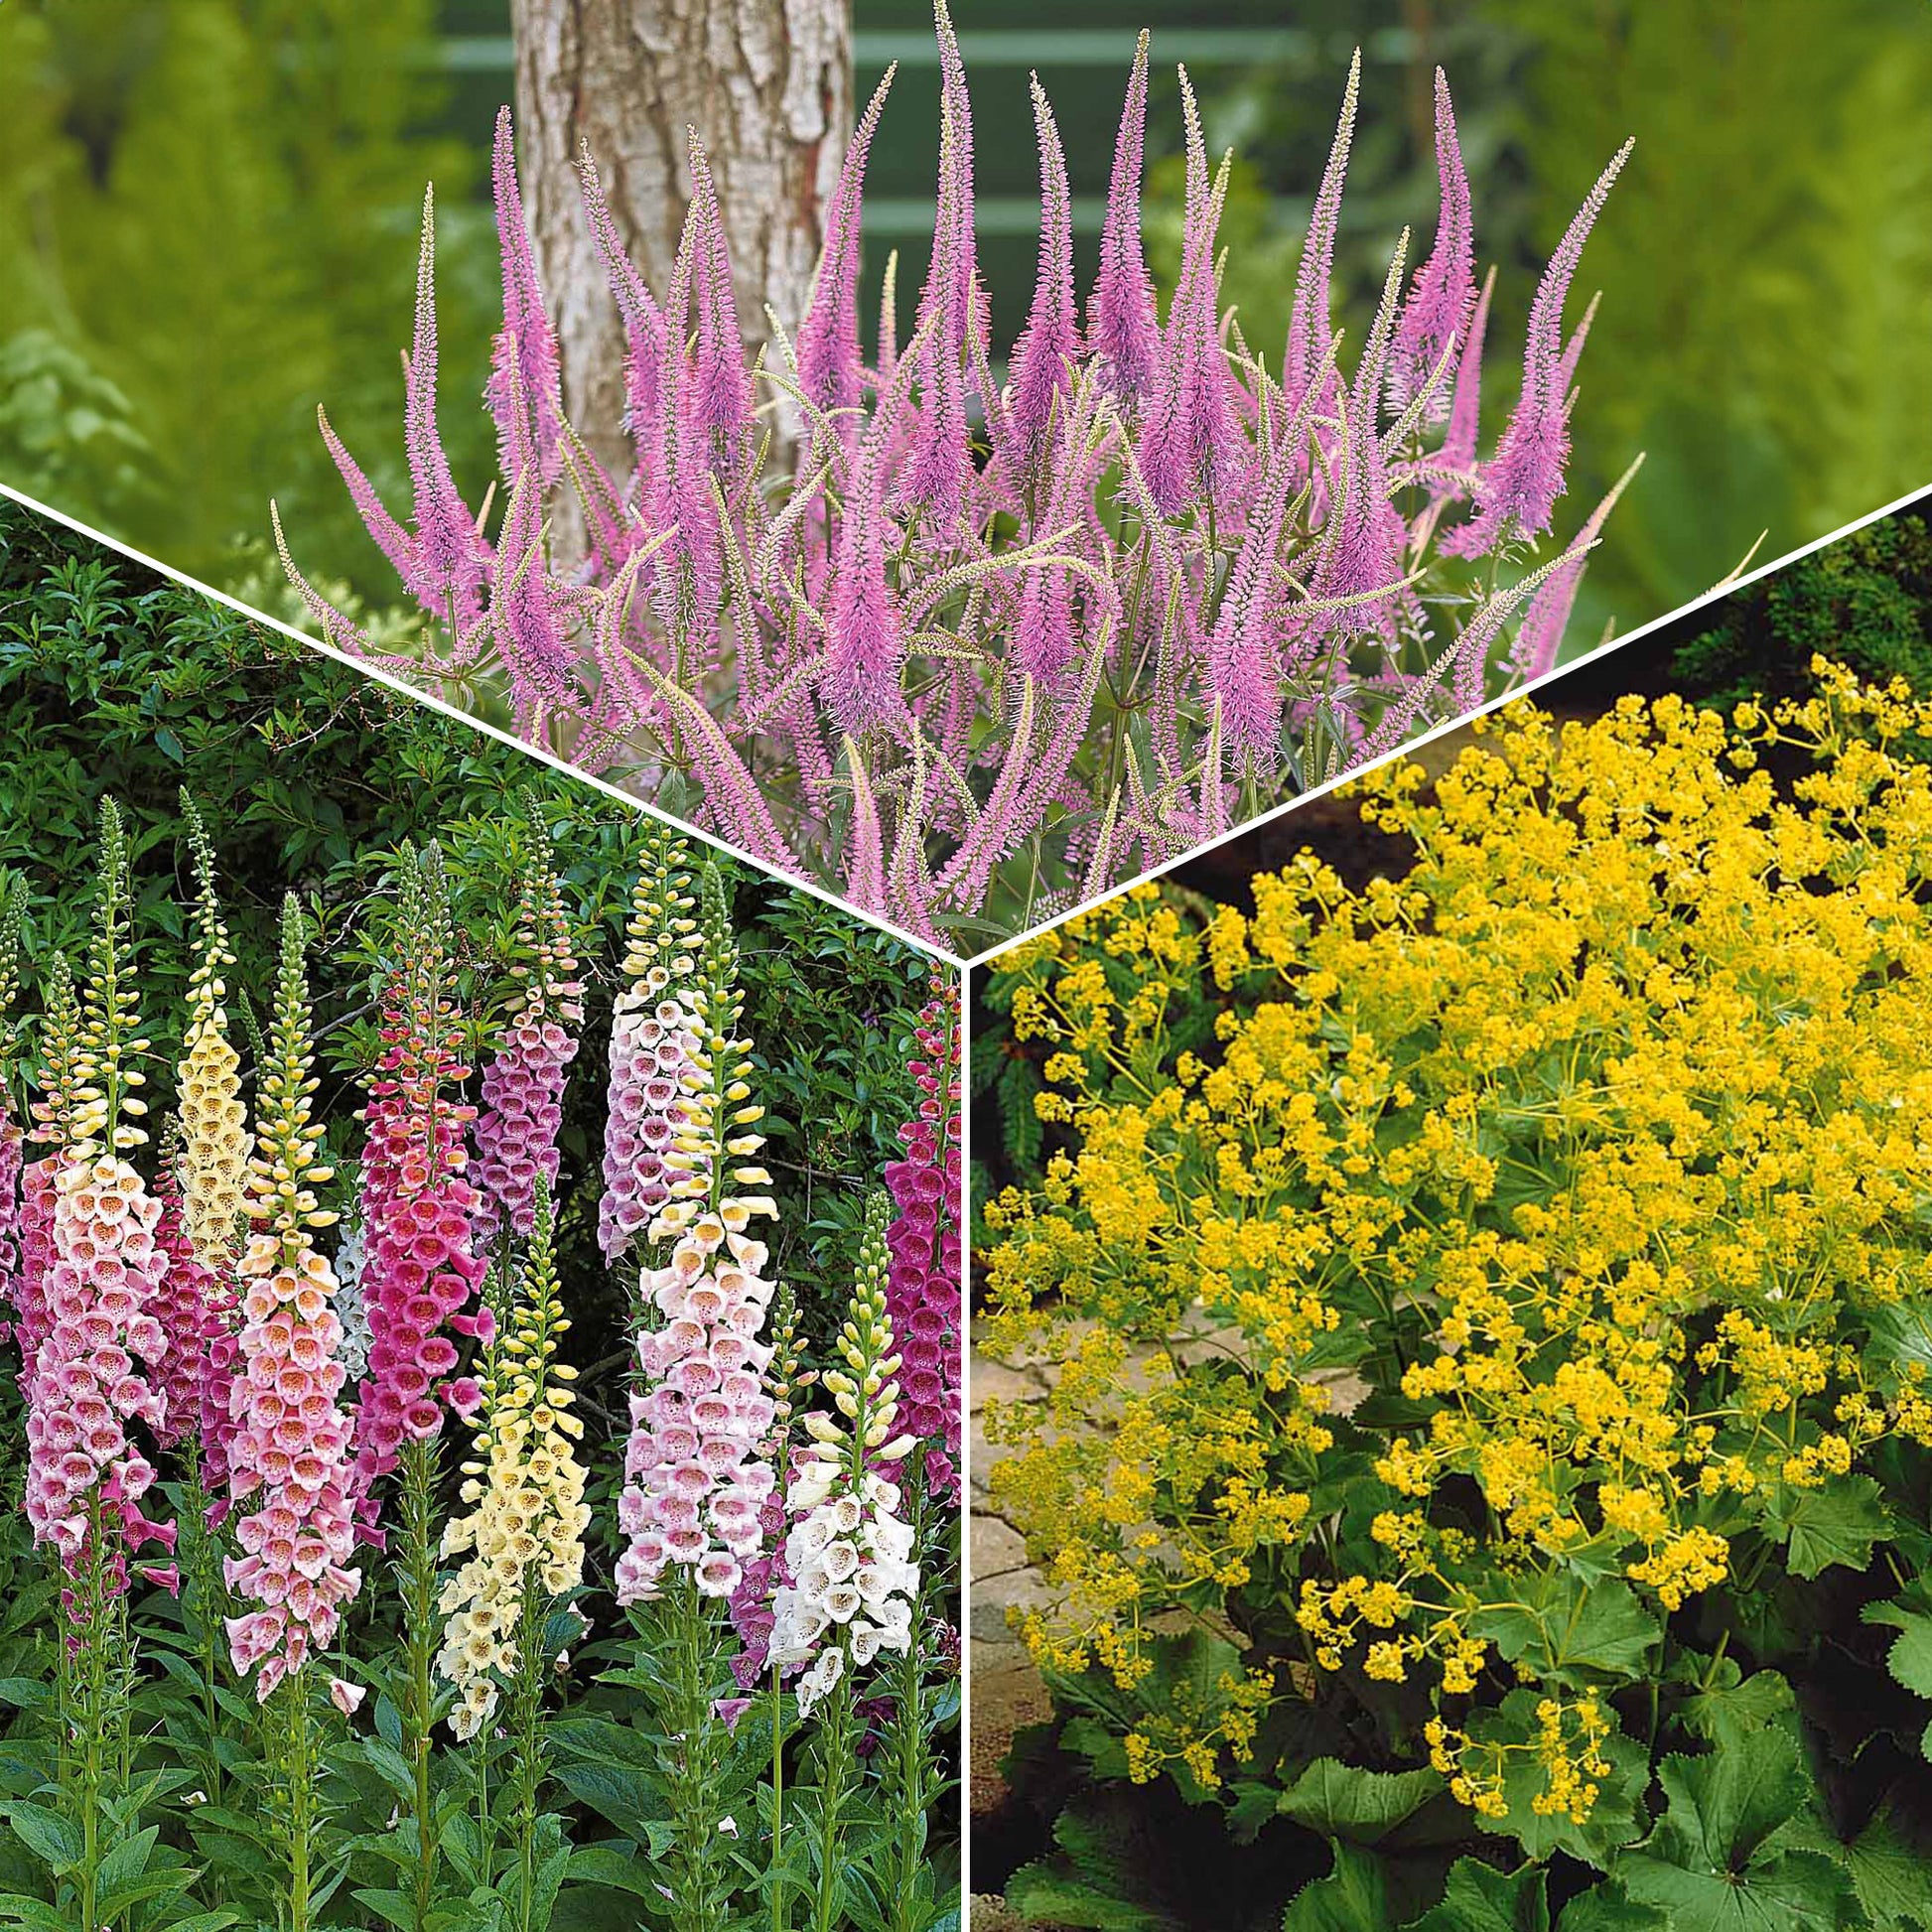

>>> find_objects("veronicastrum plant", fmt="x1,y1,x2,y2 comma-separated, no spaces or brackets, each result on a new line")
981,662,1932,1929
279,4,1637,950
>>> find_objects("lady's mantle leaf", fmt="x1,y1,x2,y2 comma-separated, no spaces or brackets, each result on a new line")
1276,1760,1445,1845
1399,1857,1548,1932
1613,1733,1859,1931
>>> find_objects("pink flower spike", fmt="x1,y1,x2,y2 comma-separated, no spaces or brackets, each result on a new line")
823,453,909,735
1088,32,1160,407
684,133,756,475
1389,69,1475,421
487,108,566,483
797,66,897,427
1003,75,1082,477
1449,138,1632,556
895,0,977,527
1285,49,1361,413
403,187,491,633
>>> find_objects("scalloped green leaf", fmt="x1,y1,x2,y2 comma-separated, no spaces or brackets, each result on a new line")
1276,1760,1446,1846
1469,1691,1651,1870
1400,1857,1548,1932
1467,1575,1661,1688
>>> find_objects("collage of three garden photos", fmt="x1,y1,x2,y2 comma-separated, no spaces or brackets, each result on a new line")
3,0,1932,1927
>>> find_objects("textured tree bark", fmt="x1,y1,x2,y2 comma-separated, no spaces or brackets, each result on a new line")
509,0,852,496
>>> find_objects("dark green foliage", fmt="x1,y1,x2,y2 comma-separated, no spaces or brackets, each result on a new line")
1667,508,1932,712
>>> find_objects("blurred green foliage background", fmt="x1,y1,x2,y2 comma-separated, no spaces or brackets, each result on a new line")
0,494,942,1363
1,0,1928,653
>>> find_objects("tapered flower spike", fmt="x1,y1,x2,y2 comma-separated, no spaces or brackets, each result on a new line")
1449,139,1633,556
177,792,251,1269
615,866,780,1606
349,846,488,1528
223,897,361,1699
24,804,176,1596
883,976,962,1497
1390,69,1475,420
1137,75,1241,515
767,1190,920,1715
823,444,910,735
1004,75,1082,477
685,132,757,475
1286,49,1361,412
896,0,977,526
797,65,897,426
489,108,566,483
1436,263,1495,489
1088,31,1160,407
404,187,492,631
0,877,27,1345
474,815,585,1240
600,830,702,1262
437,1175,590,1739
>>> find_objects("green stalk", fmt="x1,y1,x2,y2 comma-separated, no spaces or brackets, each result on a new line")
398,1436,443,1932
654,1577,730,1932
285,1671,315,1932
770,1665,786,1932
809,1683,857,1932
507,1576,548,1932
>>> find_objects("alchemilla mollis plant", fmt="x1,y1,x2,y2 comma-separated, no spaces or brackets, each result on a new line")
279,4,1637,949
982,660,1932,1929
0,802,962,1932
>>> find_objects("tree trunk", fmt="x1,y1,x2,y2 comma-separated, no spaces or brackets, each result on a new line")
509,0,852,500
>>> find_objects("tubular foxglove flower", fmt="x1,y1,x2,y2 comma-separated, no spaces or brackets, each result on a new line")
348,847,488,1527
297,16,1635,935
883,979,962,1498
766,1193,919,1717
599,830,702,1263
223,897,361,1699
725,1280,807,1686
474,821,584,1239
615,868,779,1606
23,805,176,1593
436,1177,590,1739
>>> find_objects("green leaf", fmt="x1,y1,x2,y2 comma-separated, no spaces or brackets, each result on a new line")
564,1844,661,1897
1555,1882,1676,1930
1769,1475,1892,1580
1283,1843,1393,1932
1002,1860,1183,1932
1615,1733,1857,1931
1468,1692,1650,1870
1276,1760,1445,1846
1467,1575,1661,1688
0,1803,79,1872
1401,1858,1549,1932
1674,1656,1796,1753
1843,1802,1932,1932
1864,1593,1932,1761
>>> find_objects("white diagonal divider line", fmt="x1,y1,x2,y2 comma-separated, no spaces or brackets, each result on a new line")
0,481,964,967
969,480,1932,967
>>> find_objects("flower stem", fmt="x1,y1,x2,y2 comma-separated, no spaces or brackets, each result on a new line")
810,1681,857,1932
653,1577,729,1932
398,1435,443,1932
770,1664,786,1932
286,1671,315,1932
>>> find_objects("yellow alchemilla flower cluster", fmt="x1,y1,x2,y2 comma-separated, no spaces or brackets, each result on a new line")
437,1182,590,1741
983,662,1932,1826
